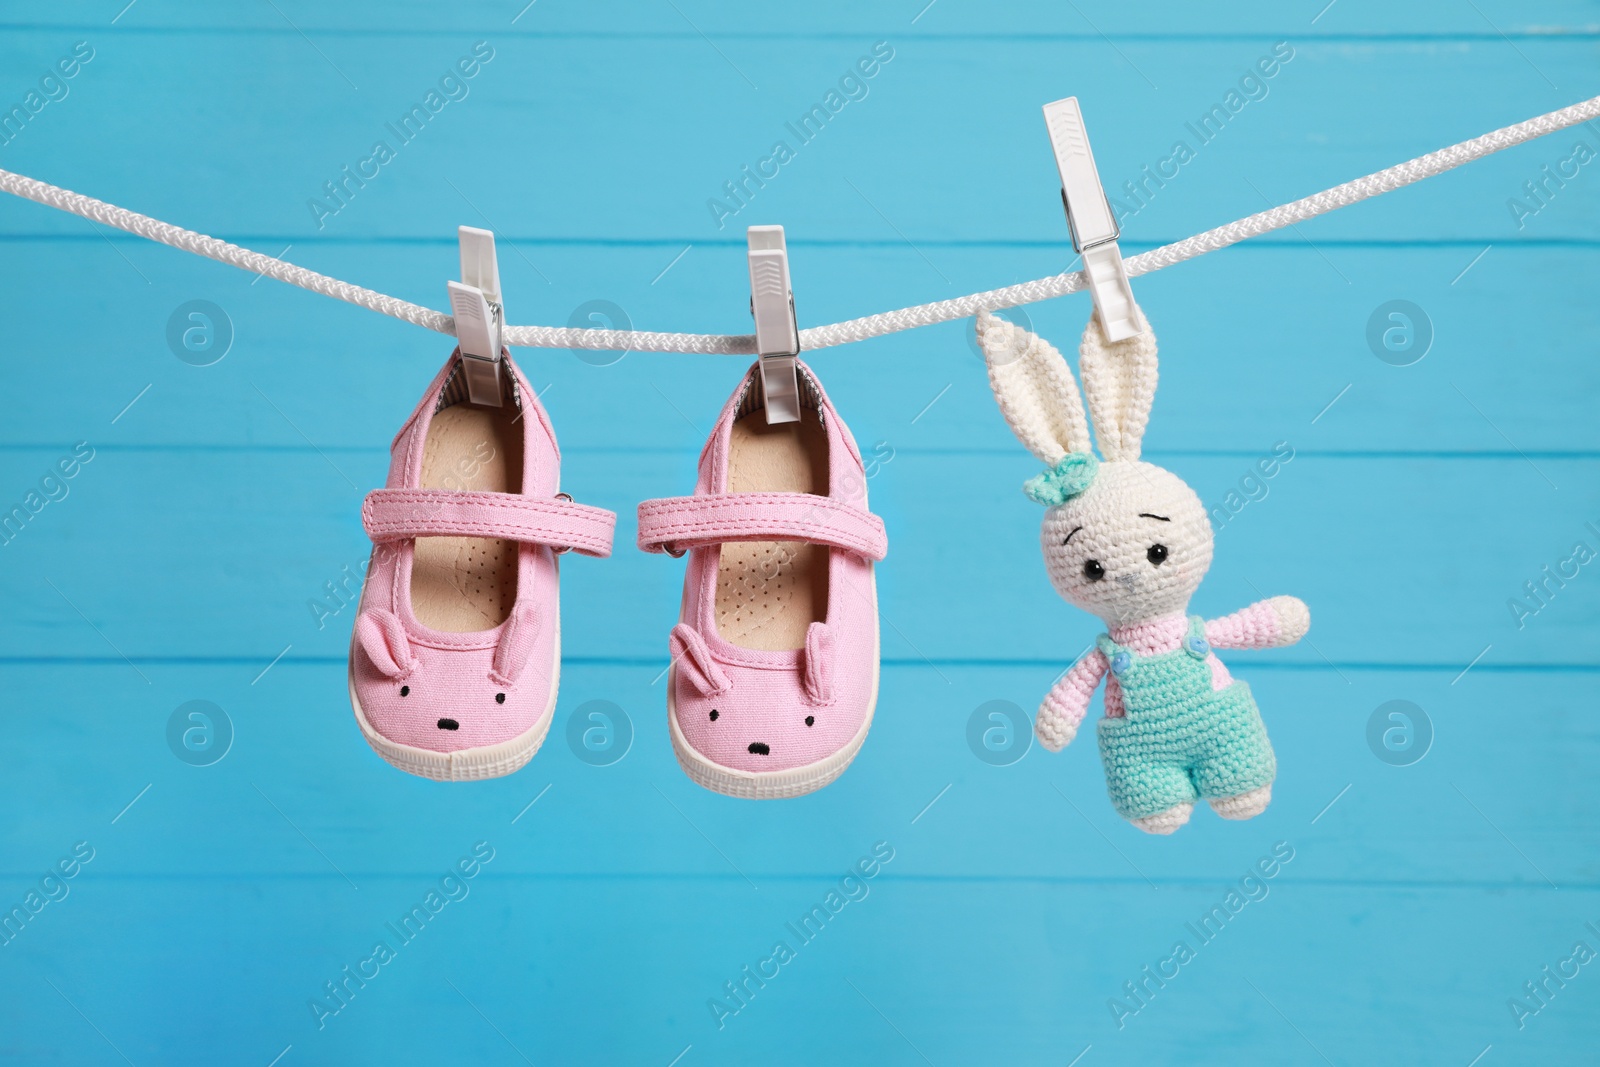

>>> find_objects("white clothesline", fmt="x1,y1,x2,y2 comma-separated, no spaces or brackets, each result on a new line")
3,93,1598,355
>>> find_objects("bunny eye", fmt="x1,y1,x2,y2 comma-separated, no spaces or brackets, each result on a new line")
1147,544,1168,566
1083,559,1105,582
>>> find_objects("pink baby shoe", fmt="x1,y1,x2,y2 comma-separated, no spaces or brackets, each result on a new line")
348,351,615,781
637,360,888,799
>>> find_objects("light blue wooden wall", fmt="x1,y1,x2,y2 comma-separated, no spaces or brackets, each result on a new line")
0,2,1596,1064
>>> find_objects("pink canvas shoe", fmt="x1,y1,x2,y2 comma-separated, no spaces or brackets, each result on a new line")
348,351,615,781
638,360,887,799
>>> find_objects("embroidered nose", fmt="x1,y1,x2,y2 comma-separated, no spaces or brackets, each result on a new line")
1115,574,1137,591
747,742,770,755
437,718,460,731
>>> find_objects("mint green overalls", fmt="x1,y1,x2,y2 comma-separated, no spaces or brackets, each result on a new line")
1094,616,1277,821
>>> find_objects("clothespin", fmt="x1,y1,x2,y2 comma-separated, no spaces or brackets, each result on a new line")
1041,97,1142,341
746,225,801,425
446,225,505,407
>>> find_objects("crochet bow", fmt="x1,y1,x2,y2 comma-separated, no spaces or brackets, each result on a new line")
1023,451,1099,507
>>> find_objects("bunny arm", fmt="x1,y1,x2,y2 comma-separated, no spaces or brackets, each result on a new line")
1036,649,1109,751
1205,596,1311,650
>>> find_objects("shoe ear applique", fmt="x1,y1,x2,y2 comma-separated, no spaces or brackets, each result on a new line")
491,604,541,687
669,623,731,697
356,609,414,680
802,621,834,706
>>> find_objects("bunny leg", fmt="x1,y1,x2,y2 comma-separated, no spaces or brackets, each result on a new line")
1189,682,1277,814
1131,803,1194,835
1210,785,1272,820
1098,718,1199,833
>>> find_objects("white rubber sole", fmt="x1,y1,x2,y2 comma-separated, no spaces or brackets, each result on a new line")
347,616,560,783
667,570,879,800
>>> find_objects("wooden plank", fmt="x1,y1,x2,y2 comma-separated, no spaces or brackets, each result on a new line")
0,6,1596,1065
2,663,1593,884
16,0,1600,37
0,34,1593,244
0,448,1594,664
1,878,1595,1063
0,242,1594,453
7,664,1593,1056
1,666,1594,1060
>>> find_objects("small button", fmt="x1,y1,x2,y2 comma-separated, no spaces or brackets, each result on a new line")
1110,651,1132,676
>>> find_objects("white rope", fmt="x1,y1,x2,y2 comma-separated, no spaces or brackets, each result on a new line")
801,92,1600,350
0,170,457,335
4,93,1597,355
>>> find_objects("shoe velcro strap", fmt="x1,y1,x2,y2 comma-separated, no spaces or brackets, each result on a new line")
636,492,887,561
363,489,615,558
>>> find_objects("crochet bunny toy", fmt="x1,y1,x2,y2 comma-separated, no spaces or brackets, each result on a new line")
976,309,1310,835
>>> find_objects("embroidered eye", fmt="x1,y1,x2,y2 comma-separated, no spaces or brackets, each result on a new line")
1147,544,1168,566
709,709,719,721
1083,559,1105,581
400,685,410,697
495,692,506,704
805,715,815,727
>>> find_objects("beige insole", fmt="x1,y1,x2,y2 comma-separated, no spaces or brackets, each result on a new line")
715,405,830,651
411,403,525,634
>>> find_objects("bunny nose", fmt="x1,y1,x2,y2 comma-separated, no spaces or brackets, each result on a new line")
1115,574,1138,591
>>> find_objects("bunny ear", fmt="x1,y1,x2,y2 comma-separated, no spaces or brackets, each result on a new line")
1078,307,1158,462
976,312,1092,465
491,604,541,687
356,609,414,680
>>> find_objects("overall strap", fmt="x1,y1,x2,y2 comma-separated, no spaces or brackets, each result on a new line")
1095,633,1134,677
